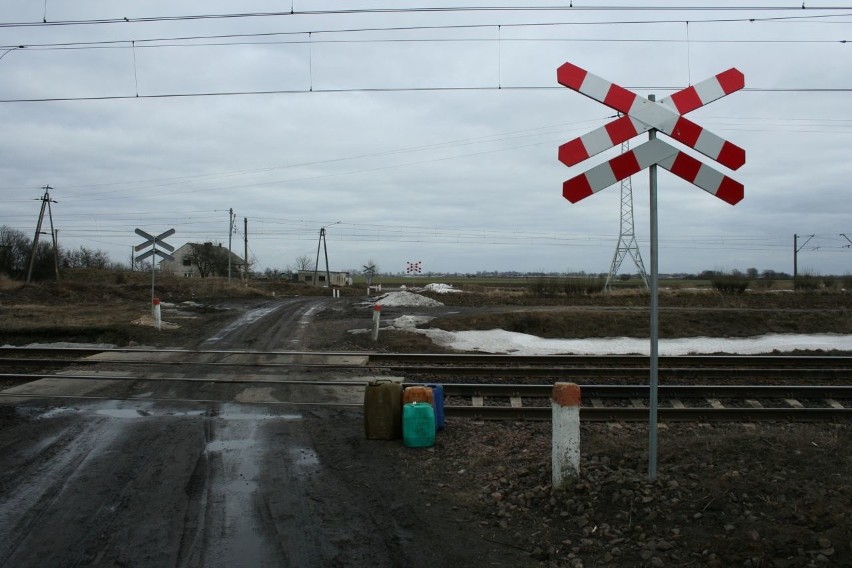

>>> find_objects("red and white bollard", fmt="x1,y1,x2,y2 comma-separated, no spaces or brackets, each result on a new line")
371,304,382,342
552,382,581,488
152,297,162,331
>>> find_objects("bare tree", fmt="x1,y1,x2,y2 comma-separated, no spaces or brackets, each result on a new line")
187,243,231,278
264,267,282,281
294,254,314,271
365,258,380,275
362,258,379,286
0,225,30,276
63,246,110,269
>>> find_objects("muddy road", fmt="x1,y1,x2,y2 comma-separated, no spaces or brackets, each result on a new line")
0,297,533,568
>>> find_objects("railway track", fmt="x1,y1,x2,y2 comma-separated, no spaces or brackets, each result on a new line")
2,347,851,421
2,347,851,382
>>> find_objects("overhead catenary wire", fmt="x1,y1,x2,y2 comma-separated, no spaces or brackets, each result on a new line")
3,85,852,105
2,4,852,29
4,33,851,52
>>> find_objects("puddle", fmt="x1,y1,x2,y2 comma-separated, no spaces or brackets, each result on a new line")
37,405,208,420
95,408,149,419
204,412,270,566
36,408,73,420
215,412,302,421
205,439,253,453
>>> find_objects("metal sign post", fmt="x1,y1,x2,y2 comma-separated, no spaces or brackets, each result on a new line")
647,96,660,480
135,228,175,321
557,63,746,480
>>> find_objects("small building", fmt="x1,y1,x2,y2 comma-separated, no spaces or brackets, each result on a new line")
296,269,352,287
160,242,246,278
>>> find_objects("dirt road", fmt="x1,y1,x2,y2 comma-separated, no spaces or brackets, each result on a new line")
0,297,534,568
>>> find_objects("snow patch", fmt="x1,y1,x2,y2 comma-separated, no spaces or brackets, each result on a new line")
12,342,117,350
390,315,434,329
414,329,852,356
424,283,462,294
375,291,443,307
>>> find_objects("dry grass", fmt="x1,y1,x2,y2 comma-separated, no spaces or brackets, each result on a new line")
430,307,852,339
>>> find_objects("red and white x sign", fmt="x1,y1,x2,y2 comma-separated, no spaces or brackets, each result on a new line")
557,62,745,205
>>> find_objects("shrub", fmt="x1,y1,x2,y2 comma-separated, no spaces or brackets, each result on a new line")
529,276,560,298
711,274,749,295
794,273,821,291
563,277,605,296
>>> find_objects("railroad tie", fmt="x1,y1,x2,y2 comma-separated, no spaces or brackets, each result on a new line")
707,398,725,409
472,396,484,407
510,396,523,408
669,399,685,409
785,398,804,409
745,399,763,409
826,399,845,410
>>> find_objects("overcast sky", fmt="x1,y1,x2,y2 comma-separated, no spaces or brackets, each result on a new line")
1,1,851,276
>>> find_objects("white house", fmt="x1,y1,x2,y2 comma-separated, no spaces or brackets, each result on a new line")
160,242,246,278
295,269,352,287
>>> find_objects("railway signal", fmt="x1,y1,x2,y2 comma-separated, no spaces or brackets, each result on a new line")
406,261,422,275
557,62,746,481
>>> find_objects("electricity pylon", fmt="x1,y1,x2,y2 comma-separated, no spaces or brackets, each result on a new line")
604,140,649,291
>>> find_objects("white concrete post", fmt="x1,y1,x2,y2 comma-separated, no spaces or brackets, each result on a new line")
552,382,581,489
371,304,382,342
152,297,162,331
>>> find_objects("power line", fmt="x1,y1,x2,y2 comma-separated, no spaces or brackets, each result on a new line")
3,85,852,105
2,6,852,29
5,33,850,53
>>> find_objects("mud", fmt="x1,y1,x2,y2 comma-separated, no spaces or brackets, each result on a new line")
0,297,533,567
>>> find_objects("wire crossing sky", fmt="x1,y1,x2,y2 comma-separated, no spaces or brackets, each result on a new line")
1,1,850,275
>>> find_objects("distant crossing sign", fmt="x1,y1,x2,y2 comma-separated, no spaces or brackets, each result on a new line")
134,228,176,262
135,227,175,320
406,261,422,275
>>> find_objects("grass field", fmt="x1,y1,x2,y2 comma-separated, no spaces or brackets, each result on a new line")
2,270,851,349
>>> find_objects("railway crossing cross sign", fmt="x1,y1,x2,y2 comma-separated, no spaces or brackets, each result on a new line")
134,227,176,311
557,62,746,480
557,62,745,204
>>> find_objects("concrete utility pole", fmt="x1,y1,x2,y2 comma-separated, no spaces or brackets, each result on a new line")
26,185,60,283
793,234,814,280
313,222,339,287
244,217,249,285
228,208,234,285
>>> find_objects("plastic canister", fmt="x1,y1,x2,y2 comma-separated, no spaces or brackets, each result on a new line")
364,379,402,440
425,383,445,431
402,402,436,448
402,385,434,406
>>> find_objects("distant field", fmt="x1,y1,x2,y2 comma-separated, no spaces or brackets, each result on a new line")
353,274,798,292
